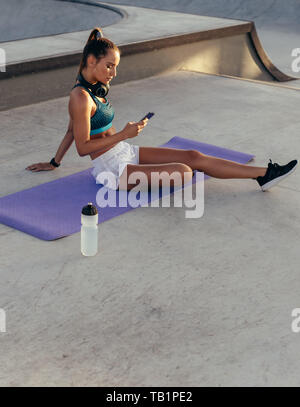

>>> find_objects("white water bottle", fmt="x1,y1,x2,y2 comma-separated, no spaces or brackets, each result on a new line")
81,203,98,256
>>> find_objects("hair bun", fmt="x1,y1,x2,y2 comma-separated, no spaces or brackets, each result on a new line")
77,27,119,76
96,30,103,40
86,28,103,43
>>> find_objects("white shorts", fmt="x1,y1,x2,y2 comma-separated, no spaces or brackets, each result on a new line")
91,141,140,190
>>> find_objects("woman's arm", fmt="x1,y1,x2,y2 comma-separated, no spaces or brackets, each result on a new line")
53,118,74,164
26,119,74,172
69,91,147,157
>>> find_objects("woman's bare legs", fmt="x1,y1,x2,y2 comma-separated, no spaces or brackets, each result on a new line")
119,162,193,191
139,147,267,179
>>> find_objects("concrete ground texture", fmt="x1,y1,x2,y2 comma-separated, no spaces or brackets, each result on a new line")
0,1,300,387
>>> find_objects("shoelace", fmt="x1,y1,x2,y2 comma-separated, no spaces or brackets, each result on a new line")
268,159,279,169
255,159,279,180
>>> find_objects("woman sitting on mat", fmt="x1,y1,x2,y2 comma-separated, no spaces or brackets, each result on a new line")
26,27,297,191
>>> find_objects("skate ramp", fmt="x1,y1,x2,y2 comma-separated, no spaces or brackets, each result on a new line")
0,0,122,42
100,0,300,78
1,2,299,111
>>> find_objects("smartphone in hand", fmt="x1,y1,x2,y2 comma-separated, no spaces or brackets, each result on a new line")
141,112,155,121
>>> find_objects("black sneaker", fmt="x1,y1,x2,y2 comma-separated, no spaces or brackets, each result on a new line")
255,159,298,191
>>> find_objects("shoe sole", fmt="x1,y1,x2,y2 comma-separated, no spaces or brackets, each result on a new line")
261,162,298,191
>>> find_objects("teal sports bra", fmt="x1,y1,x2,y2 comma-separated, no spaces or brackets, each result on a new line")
73,84,115,135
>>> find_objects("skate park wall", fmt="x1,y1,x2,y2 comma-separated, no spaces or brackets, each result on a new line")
99,0,300,78
0,1,299,110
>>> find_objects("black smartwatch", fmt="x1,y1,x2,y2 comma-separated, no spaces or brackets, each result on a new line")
50,157,60,167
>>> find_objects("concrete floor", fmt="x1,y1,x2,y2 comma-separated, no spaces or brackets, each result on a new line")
0,70,300,386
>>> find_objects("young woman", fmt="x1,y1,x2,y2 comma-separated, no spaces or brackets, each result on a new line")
26,27,297,192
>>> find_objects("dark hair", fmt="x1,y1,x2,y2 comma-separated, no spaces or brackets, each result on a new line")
78,27,120,75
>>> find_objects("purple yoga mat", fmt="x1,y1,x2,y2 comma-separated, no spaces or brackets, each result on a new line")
0,137,255,240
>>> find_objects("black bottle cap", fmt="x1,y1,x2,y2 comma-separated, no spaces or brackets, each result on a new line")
81,202,98,216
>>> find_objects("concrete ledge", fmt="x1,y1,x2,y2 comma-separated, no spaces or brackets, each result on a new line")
2,20,295,83
0,3,298,111
1,23,252,79
0,1,297,82
0,3,244,65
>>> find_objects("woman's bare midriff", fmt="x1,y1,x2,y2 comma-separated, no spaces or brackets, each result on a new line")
89,125,119,161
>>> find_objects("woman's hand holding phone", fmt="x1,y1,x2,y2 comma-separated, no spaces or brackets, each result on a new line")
122,112,154,139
